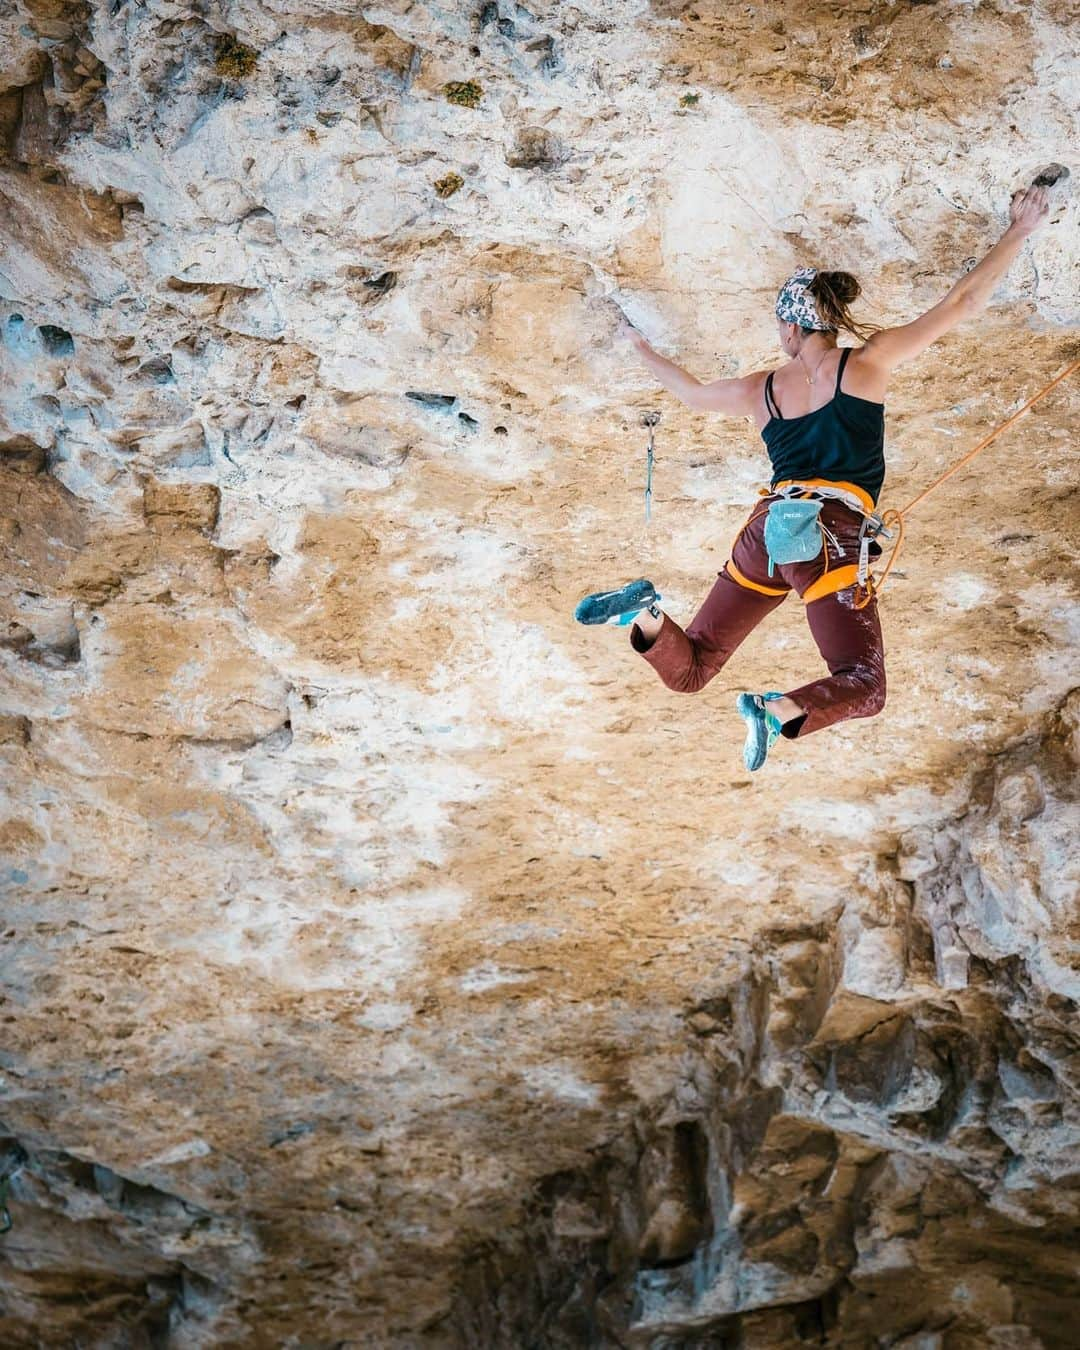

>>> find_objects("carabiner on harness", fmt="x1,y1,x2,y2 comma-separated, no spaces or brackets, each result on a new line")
856,513,897,595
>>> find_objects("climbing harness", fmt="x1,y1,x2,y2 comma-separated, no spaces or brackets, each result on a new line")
771,482,893,592
852,357,1080,609
725,477,887,603
642,411,660,524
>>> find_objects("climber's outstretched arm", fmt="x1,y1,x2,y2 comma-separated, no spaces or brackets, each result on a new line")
861,185,1051,372
616,321,759,415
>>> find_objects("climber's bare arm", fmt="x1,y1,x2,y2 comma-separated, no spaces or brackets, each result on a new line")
616,321,759,415
860,185,1051,374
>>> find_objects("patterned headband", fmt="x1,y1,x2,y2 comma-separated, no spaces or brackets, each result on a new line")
775,266,836,332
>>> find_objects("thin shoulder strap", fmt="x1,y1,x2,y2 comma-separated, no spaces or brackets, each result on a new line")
835,346,852,394
764,371,782,420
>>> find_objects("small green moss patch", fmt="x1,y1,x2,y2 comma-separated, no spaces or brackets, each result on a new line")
215,35,259,79
434,172,464,198
444,80,483,109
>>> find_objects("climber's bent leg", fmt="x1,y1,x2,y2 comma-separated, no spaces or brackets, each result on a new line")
632,571,786,694
780,589,886,738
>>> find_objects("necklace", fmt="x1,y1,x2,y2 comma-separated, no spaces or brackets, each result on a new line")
799,347,830,385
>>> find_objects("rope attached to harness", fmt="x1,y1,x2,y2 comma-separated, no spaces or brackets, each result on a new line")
853,358,1080,609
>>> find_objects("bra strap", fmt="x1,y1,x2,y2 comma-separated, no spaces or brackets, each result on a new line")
764,371,781,420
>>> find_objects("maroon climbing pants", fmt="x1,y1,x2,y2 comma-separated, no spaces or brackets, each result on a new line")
630,497,887,738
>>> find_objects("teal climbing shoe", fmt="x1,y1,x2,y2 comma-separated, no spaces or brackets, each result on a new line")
575,579,660,626
737,691,784,772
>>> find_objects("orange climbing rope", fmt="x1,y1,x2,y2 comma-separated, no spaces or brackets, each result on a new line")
853,357,1080,609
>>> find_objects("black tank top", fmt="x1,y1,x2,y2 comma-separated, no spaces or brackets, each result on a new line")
761,347,885,504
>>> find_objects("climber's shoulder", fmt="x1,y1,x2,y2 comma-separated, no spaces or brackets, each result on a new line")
837,345,890,403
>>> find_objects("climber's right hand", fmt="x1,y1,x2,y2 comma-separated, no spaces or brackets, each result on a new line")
1008,184,1051,238
616,319,649,352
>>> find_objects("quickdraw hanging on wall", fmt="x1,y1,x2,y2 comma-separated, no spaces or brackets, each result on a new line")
642,410,660,525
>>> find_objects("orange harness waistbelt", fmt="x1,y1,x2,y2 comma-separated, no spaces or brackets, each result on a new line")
770,478,876,514
726,479,871,604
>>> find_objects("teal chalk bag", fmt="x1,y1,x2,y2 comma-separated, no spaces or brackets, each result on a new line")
763,498,824,576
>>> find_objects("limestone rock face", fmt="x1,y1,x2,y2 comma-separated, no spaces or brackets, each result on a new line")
0,0,1077,1345
450,713,1080,1347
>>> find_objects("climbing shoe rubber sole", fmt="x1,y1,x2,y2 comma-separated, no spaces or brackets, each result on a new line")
575,579,659,626
737,691,784,772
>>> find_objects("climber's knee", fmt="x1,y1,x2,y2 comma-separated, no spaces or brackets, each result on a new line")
858,668,887,718
665,667,712,695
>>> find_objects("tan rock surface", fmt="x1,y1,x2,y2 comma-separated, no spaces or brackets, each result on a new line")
1,1,1077,1345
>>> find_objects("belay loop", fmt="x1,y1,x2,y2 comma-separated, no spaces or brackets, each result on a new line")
853,358,1079,610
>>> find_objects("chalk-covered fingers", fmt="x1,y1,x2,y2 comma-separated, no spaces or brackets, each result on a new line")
1009,184,1051,237
615,317,648,350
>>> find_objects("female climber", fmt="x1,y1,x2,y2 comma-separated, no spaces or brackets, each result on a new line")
576,184,1051,771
